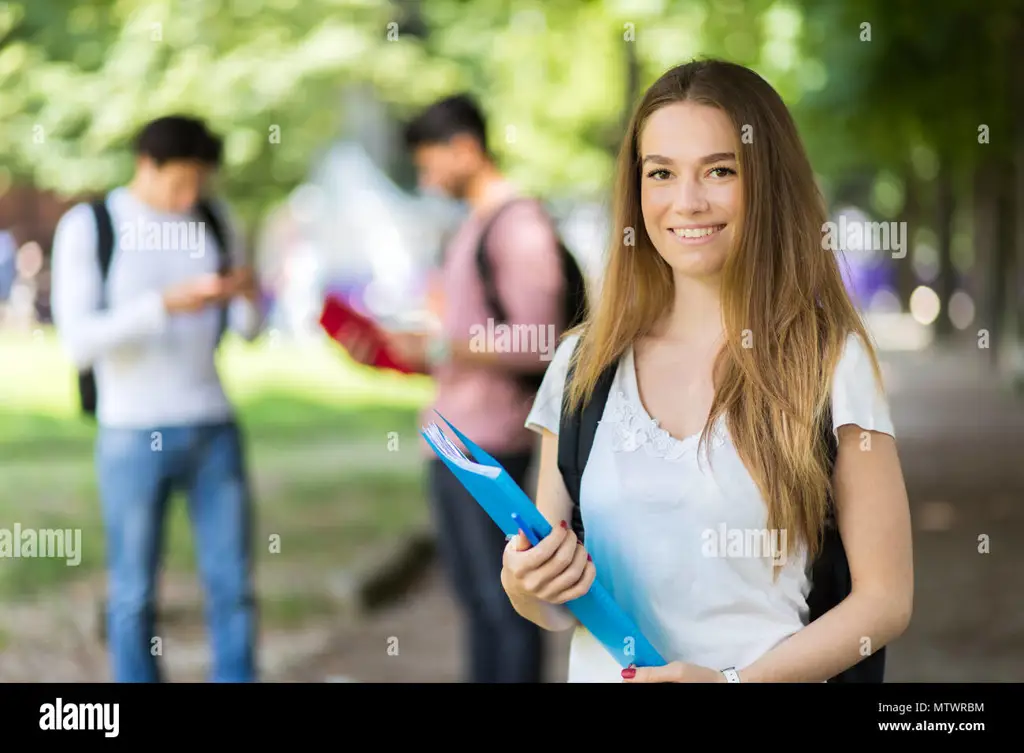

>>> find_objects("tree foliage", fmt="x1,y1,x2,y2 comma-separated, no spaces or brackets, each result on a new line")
0,0,1019,230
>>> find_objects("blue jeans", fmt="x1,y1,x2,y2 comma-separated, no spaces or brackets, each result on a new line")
95,420,256,682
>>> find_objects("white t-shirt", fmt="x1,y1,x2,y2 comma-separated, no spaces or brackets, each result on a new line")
50,186,264,428
524,331,895,682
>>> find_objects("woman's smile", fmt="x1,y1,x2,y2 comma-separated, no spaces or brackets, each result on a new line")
669,223,727,245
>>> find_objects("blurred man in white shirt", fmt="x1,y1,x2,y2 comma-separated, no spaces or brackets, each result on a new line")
50,115,264,682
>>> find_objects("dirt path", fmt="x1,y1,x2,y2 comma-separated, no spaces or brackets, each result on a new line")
283,567,573,683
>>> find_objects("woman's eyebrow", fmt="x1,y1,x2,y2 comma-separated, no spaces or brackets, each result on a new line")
641,152,736,167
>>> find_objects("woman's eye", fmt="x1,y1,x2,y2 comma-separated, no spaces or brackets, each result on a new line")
646,169,670,180
708,166,736,178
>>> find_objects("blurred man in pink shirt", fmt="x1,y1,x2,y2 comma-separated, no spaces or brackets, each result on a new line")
349,94,568,682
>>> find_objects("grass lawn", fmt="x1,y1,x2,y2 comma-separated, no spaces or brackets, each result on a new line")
0,327,436,608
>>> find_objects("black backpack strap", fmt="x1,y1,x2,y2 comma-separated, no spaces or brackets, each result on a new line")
557,337,616,544
195,199,232,339
79,197,116,417
475,197,586,332
196,199,231,272
89,197,116,306
477,197,585,395
475,197,535,325
823,401,839,521
808,404,840,623
560,246,589,332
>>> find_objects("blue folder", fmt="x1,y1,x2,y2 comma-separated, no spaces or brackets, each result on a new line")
421,411,666,669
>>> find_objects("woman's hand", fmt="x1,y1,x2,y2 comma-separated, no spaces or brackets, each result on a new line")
501,520,596,605
621,662,727,683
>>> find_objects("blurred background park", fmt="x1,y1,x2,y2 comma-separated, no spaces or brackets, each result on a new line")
1,0,1023,682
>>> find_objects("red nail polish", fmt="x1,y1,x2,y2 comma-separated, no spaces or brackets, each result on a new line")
621,667,635,679
560,520,567,528
587,554,592,561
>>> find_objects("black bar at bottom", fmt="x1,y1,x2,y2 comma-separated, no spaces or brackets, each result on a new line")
1,683,1009,743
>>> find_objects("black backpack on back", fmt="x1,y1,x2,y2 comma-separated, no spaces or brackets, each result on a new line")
555,337,886,683
475,197,589,395
77,196,232,418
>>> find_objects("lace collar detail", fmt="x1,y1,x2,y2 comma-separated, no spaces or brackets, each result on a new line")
604,346,727,462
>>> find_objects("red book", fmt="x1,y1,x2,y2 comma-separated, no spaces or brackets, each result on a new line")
318,294,415,375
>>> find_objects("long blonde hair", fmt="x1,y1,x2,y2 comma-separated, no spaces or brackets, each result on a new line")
564,59,883,563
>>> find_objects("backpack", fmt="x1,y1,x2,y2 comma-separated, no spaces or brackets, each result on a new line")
77,196,232,418
555,338,886,683
475,197,589,395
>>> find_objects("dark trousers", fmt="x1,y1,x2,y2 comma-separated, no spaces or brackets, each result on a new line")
428,452,545,683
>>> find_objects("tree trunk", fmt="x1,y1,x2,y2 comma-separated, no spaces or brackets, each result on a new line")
934,161,955,340
1012,12,1024,384
972,159,999,364
995,161,1015,374
896,172,919,310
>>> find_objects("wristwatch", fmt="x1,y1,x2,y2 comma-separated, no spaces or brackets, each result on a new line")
721,667,741,683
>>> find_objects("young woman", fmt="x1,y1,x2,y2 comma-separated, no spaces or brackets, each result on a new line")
500,59,913,683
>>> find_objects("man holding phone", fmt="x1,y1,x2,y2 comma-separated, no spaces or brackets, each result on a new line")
50,115,264,683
